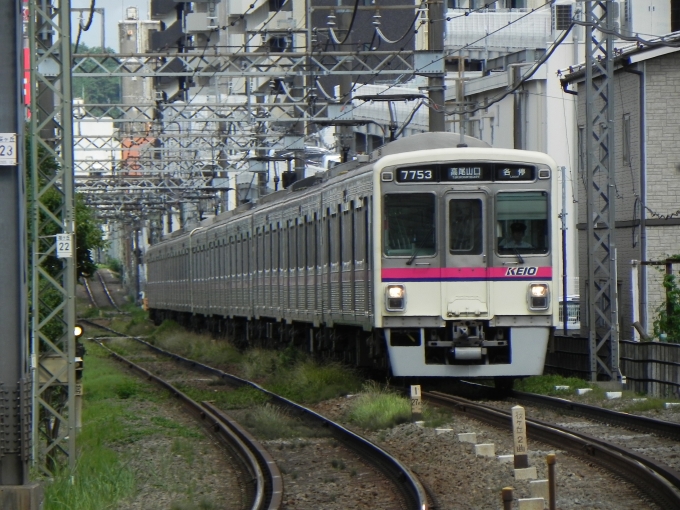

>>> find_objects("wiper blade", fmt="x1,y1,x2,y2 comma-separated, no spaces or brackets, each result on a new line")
406,246,418,266
513,248,524,264
406,226,434,266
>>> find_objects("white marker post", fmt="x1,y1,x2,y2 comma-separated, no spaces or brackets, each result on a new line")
56,233,74,259
512,405,529,468
410,385,422,422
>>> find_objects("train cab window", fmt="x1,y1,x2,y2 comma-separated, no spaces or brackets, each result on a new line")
496,191,549,254
449,199,483,254
383,193,436,257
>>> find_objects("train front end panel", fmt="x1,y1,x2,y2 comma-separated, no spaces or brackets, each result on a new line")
374,147,559,378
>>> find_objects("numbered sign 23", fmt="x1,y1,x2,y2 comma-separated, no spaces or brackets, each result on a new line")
0,133,17,165
56,234,73,259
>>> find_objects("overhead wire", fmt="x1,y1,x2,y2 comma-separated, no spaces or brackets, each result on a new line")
74,0,96,53
328,0,361,46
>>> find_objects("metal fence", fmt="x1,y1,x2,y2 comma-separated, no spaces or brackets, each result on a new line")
545,336,680,398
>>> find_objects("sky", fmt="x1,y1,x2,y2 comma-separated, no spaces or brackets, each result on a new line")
70,0,149,51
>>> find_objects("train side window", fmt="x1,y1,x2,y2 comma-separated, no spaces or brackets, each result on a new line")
383,193,436,257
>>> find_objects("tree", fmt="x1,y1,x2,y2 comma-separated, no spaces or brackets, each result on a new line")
27,129,107,279
71,43,121,118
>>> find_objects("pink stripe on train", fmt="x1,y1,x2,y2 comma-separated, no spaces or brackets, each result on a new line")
382,266,552,281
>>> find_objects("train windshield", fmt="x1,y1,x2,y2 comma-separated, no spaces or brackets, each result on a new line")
383,193,436,257
496,191,549,254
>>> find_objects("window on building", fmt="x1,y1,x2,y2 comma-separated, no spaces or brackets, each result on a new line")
673,1,680,33
578,125,585,179
622,113,631,167
553,4,572,31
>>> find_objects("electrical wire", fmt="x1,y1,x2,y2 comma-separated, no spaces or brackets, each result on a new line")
74,0,96,53
278,0,555,152
328,0,361,46
374,13,420,45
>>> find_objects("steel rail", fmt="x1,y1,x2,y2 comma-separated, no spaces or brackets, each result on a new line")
425,390,680,509
96,270,121,311
95,339,282,510
81,277,97,308
509,388,680,441
83,321,428,510
132,336,429,510
457,381,680,441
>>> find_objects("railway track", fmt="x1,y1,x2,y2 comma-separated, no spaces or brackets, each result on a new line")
81,269,121,310
422,385,680,509
84,320,429,510
96,338,283,510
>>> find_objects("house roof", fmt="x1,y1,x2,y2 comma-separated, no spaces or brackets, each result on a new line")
559,32,680,84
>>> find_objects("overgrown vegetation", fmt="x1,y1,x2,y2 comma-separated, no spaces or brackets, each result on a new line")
243,404,325,440
43,346,148,509
347,382,412,430
514,374,595,396
652,257,680,343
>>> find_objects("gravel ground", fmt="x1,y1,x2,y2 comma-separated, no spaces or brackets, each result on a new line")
106,391,244,510
310,396,661,510
82,273,667,510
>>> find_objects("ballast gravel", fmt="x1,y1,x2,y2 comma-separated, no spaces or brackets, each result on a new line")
309,396,660,510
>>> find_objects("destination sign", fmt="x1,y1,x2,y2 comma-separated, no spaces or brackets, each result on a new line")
391,162,538,183
495,164,535,181
445,166,484,180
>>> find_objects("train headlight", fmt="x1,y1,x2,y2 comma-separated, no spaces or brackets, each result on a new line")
386,285,406,311
528,283,549,310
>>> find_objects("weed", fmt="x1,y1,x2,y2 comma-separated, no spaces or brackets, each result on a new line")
620,397,668,413
243,404,297,439
114,379,141,399
514,374,593,396
347,382,411,430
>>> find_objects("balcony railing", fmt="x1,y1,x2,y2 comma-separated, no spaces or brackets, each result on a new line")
445,8,552,53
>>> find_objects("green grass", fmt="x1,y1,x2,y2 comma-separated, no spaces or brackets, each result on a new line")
620,396,669,413
242,403,324,439
176,383,270,409
42,340,207,510
514,374,595,396
149,321,243,367
347,382,412,430
267,360,363,404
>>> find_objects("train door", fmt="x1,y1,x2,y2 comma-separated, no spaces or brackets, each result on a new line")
441,192,489,321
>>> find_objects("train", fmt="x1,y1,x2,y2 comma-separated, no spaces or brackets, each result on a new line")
145,132,559,384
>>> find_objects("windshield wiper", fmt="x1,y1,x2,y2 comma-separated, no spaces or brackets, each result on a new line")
406,226,435,265
512,248,524,264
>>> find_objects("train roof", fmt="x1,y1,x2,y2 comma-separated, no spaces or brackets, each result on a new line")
369,132,490,160
156,133,493,243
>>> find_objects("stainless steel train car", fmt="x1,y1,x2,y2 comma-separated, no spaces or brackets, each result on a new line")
146,132,560,382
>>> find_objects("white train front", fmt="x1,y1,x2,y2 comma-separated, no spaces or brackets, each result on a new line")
146,132,560,382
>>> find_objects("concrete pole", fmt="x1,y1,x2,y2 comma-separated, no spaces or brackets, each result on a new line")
428,0,445,132
0,3,41,506
0,0,28,485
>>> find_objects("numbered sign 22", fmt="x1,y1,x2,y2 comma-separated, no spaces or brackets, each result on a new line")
56,234,73,259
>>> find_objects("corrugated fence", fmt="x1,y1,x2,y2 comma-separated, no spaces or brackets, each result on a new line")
545,335,680,398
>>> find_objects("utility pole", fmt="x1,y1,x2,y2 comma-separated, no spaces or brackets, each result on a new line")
0,1,41,507
428,0,445,132
585,1,619,382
